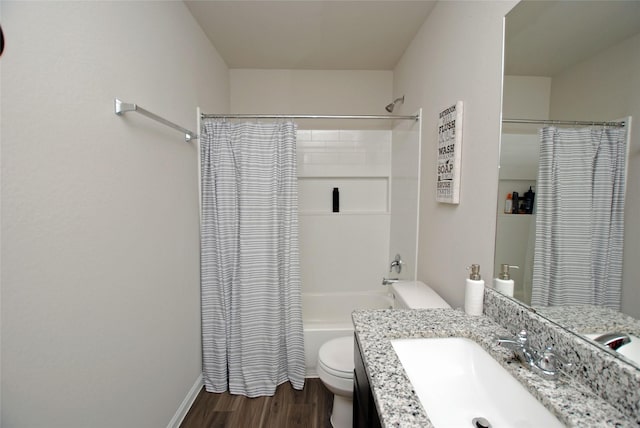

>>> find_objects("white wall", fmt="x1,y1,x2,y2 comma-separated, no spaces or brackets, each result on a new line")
502,76,551,134
549,32,640,318
393,1,518,308
0,2,229,427
230,69,393,129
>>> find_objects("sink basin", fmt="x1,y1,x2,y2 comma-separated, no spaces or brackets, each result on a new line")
391,337,563,428
583,333,640,365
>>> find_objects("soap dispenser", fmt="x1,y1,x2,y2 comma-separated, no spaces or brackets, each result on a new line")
494,264,518,297
464,264,485,316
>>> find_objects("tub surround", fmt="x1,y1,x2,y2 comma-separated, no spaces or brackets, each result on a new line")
485,288,640,424
352,307,634,427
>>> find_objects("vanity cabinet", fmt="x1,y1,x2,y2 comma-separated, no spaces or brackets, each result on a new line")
353,333,382,428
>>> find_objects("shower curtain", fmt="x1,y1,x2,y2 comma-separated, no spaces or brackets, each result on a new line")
200,119,305,397
531,126,627,308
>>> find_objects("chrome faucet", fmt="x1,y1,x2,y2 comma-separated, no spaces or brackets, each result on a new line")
390,254,403,274
497,330,571,380
592,332,631,351
383,254,403,285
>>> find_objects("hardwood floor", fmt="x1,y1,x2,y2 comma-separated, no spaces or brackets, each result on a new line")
180,378,334,428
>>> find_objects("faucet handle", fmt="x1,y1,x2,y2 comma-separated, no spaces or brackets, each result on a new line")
389,254,403,274
497,329,528,349
516,330,528,345
538,346,572,372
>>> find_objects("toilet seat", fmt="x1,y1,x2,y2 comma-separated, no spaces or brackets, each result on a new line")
318,358,352,379
318,336,354,378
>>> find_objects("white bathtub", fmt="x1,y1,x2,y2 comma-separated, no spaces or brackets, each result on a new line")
302,290,393,376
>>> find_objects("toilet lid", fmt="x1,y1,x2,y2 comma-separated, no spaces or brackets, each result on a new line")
318,336,354,376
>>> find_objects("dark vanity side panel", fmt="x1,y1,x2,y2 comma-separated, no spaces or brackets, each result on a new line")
354,332,381,428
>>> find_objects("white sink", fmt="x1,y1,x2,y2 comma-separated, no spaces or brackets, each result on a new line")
583,333,640,365
391,337,563,428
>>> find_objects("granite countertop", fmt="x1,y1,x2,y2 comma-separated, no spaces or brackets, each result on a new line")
352,308,635,428
534,305,640,338
532,305,640,371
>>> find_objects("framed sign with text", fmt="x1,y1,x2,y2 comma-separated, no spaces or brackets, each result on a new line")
436,101,463,204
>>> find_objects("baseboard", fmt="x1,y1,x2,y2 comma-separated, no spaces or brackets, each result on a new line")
306,369,319,378
167,373,203,428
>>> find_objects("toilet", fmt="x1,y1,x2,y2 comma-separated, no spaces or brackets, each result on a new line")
316,280,450,428
316,336,354,428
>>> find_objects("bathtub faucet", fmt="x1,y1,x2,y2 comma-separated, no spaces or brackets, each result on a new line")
382,277,399,286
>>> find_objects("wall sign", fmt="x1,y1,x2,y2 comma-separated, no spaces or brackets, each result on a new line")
436,101,463,204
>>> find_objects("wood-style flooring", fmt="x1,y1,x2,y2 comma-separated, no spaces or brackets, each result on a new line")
180,378,333,428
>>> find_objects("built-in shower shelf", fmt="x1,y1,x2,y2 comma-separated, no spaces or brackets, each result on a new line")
497,213,534,218
299,211,390,216
298,176,389,213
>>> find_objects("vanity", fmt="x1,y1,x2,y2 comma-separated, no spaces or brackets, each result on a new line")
353,333,381,428
352,288,639,427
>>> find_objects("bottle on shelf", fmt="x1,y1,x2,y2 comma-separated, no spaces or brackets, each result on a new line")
504,193,513,214
332,187,340,213
523,186,535,214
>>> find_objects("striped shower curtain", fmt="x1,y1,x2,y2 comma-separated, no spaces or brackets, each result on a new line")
531,126,627,309
200,119,305,397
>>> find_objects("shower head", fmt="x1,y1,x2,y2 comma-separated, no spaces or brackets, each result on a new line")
385,96,405,113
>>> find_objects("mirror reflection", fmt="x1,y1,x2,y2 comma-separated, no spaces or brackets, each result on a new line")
495,0,640,366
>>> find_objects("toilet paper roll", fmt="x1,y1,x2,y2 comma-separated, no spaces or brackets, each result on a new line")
464,278,485,316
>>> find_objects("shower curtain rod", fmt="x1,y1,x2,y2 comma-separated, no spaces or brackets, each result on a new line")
201,113,420,121
503,118,625,127
114,98,197,143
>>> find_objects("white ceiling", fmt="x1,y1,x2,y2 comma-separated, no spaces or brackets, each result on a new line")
184,1,640,75
505,0,640,76
184,0,437,70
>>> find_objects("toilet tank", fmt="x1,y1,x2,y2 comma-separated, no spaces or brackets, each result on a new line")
390,280,451,309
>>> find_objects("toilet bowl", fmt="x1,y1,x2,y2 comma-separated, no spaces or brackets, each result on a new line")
317,336,354,428
316,280,451,428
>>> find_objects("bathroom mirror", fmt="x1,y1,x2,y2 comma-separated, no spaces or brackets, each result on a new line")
495,0,640,367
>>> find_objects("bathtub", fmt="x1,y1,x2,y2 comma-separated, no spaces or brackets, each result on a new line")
302,290,393,376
